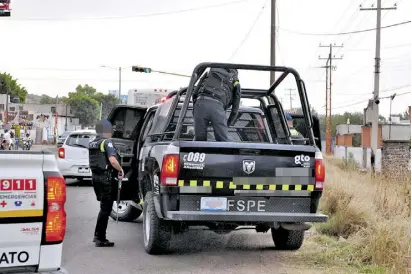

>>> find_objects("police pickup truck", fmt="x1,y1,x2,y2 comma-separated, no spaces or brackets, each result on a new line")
0,150,67,273
109,62,328,255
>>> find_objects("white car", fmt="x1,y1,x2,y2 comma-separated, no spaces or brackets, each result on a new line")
57,130,96,181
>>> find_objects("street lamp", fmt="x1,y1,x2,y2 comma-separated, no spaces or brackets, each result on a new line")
100,65,132,102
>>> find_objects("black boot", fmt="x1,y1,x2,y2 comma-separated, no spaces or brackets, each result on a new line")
95,239,115,247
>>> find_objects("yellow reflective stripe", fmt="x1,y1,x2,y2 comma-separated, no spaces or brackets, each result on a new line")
269,185,276,191
216,181,224,189
178,180,185,187
290,128,300,136
190,180,197,187
100,139,106,152
282,185,289,191
295,185,302,191
233,81,239,87
256,184,263,190
307,185,314,192
229,181,236,189
243,184,250,190
203,180,211,187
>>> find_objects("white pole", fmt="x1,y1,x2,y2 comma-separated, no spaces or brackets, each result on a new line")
99,102,103,120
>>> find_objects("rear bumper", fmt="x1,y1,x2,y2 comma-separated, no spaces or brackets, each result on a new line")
57,159,91,178
165,211,328,223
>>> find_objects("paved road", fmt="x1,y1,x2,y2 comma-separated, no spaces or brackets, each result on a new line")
62,179,310,274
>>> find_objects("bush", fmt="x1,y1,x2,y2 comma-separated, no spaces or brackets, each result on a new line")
316,157,411,273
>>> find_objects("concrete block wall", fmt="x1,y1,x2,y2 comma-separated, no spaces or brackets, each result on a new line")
381,140,411,174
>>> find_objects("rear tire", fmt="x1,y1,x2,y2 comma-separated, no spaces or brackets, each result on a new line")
271,227,304,250
110,201,142,222
143,191,172,254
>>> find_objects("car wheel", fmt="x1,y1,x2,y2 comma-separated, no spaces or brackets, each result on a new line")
110,201,142,222
143,191,172,254
271,227,305,250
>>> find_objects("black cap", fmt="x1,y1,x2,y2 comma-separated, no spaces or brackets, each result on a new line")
95,120,113,135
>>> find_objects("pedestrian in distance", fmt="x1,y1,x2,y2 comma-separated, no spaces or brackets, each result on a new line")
89,119,124,247
192,67,241,141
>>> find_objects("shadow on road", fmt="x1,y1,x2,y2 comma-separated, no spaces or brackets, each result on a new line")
65,179,92,187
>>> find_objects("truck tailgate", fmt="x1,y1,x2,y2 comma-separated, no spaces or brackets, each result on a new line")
0,153,44,272
178,141,317,195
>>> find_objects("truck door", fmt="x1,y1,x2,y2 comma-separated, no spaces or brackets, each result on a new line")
106,106,147,201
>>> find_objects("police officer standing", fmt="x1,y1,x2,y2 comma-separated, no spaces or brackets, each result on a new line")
89,120,124,247
192,68,241,141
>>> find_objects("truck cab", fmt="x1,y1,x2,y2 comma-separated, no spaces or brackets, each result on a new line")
0,150,67,273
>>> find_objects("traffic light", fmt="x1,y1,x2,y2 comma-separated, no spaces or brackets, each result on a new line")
132,66,152,73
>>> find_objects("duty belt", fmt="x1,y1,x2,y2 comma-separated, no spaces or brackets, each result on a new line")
197,95,224,106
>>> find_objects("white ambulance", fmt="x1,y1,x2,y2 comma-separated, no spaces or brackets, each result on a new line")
0,150,68,273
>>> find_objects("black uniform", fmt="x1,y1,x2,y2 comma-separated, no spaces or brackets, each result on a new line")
192,68,241,142
89,136,119,244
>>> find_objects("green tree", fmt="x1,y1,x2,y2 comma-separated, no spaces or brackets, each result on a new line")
67,85,100,127
0,72,28,102
93,92,120,119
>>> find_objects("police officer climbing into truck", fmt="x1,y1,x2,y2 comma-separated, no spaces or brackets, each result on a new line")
89,120,124,247
192,67,241,141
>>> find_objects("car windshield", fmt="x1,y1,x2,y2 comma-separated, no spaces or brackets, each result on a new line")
66,133,96,147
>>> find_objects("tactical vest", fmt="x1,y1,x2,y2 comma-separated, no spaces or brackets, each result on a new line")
89,137,110,174
196,68,239,109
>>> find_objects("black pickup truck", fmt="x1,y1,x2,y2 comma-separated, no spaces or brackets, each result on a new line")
108,62,328,255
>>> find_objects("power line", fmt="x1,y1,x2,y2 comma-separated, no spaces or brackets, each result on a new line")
336,84,411,95
278,20,410,36
331,91,410,110
227,0,268,61
6,0,252,21
346,43,411,51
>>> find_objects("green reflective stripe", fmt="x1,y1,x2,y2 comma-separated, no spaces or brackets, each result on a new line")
233,80,239,87
100,139,106,152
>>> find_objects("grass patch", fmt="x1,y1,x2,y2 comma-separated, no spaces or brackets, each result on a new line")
313,156,411,274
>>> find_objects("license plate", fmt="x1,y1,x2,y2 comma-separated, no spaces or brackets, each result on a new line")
78,167,89,173
200,197,227,211
227,198,266,212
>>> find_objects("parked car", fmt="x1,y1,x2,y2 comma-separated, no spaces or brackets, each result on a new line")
57,131,72,147
57,130,96,181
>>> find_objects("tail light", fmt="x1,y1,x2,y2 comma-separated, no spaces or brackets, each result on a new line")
58,147,65,159
314,152,325,190
160,154,179,186
45,176,67,243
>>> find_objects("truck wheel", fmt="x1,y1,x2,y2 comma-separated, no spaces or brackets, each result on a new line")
271,227,304,250
110,201,142,222
143,191,172,254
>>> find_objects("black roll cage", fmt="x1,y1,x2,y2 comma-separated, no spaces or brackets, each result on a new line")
170,62,316,147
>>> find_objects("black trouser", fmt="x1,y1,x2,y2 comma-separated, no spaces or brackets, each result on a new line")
193,96,229,142
93,176,116,241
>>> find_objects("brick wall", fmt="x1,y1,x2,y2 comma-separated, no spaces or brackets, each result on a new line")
381,140,411,174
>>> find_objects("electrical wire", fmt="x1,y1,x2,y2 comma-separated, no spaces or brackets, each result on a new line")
330,90,410,110
7,0,252,21
335,84,411,95
278,20,410,36
345,43,411,51
227,0,268,61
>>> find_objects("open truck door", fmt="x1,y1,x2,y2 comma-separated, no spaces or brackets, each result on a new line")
106,105,148,221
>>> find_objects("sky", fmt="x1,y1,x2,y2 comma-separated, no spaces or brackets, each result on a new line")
0,0,410,118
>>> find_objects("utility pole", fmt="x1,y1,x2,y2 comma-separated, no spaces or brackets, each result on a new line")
284,88,296,110
270,0,276,85
360,1,396,173
319,43,343,155
118,67,122,101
